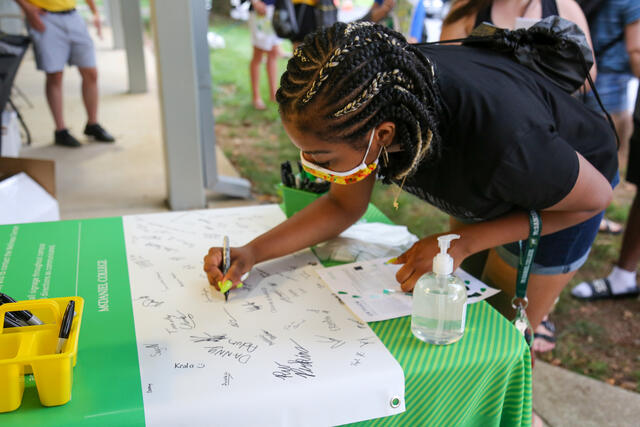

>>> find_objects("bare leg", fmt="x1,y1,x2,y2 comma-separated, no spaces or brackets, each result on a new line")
266,47,279,101
612,112,633,167
618,192,640,271
45,72,65,130
78,67,99,125
481,249,576,330
250,46,266,110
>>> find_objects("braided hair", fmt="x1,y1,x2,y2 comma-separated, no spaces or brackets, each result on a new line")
276,21,442,182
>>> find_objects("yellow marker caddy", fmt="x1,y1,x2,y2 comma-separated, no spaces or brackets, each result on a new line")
0,296,84,412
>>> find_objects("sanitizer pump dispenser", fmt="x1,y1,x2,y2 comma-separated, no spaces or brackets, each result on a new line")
411,234,467,345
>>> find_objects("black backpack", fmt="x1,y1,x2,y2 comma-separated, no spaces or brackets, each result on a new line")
272,0,338,40
272,0,301,39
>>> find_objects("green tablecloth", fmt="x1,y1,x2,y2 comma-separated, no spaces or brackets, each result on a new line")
338,204,532,426
359,304,532,426
0,208,531,426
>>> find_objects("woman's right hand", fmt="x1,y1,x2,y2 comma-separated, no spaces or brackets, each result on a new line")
203,245,257,291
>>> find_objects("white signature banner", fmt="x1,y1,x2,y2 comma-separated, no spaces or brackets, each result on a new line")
123,206,405,426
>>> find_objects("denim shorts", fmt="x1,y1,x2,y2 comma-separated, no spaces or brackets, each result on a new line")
495,172,620,275
584,73,633,115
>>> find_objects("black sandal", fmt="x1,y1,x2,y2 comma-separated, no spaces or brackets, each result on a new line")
533,320,556,345
573,278,640,301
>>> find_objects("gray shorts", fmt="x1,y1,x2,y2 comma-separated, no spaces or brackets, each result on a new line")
28,10,96,73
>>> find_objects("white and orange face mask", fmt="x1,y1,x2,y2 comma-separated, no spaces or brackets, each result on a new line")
299,129,379,185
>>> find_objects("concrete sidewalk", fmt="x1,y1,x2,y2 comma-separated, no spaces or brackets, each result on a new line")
9,22,640,427
13,28,254,220
534,361,640,426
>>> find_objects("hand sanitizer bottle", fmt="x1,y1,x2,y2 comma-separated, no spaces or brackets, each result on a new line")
411,234,467,345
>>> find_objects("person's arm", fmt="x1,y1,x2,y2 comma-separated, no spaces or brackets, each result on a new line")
370,0,395,23
626,19,640,77
84,0,102,38
439,0,475,41
394,152,613,290
204,172,376,287
557,0,597,86
13,0,45,32
408,0,425,43
251,0,267,16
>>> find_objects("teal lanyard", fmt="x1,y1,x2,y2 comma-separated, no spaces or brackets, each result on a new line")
512,211,541,346
515,211,542,300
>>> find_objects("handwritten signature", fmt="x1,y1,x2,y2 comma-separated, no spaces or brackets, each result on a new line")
164,310,196,333
137,296,164,308
273,339,315,380
316,335,346,349
144,343,166,357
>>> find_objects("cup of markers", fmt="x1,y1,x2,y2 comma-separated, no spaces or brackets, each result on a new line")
0,293,84,412
279,160,330,218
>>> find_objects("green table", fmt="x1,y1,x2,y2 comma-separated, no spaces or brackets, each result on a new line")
0,209,531,426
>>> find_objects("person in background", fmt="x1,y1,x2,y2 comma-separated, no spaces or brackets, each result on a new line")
360,0,396,23
14,0,115,147
245,0,282,110
362,0,427,43
582,1,640,235
440,0,596,82
573,86,640,300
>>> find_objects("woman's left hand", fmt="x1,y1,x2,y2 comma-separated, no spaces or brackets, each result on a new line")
392,234,468,292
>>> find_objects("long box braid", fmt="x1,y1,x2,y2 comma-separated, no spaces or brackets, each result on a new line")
276,22,442,182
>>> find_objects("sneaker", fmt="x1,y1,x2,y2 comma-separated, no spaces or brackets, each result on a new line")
54,129,81,147
84,123,115,142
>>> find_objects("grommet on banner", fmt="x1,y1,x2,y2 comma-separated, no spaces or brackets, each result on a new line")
390,396,401,408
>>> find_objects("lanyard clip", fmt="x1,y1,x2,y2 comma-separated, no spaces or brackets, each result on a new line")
511,296,533,347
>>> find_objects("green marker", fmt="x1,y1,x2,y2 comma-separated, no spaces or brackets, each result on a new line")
338,291,348,295
383,288,413,296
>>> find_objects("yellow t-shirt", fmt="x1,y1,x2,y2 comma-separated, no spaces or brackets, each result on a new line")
292,0,317,6
27,0,76,12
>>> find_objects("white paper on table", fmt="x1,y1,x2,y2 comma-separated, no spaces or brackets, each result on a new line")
122,206,405,427
455,268,501,304
315,258,500,322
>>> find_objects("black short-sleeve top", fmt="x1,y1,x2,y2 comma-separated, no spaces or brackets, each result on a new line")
396,44,618,222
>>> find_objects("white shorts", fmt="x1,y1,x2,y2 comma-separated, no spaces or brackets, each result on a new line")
249,6,281,52
28,10,96,73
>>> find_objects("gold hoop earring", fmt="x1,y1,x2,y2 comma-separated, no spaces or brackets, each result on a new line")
382,146,390,167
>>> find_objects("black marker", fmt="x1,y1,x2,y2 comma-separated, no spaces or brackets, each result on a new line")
0,292,44,325
222,236,231,302
56,300,75,354
3,311,24,328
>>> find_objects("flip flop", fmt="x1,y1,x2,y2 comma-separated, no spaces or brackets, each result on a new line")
573,278,640,301
599,218,623,235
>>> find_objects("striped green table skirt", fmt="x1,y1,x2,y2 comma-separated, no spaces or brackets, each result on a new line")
351,303,532,426
323,204,533,426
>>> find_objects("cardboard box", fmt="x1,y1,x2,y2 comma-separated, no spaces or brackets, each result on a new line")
0,157,59,224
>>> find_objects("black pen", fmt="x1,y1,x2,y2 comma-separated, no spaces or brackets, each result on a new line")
222,236,231,302
3,312,24,328
56,300,75,354
0,292,44,325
